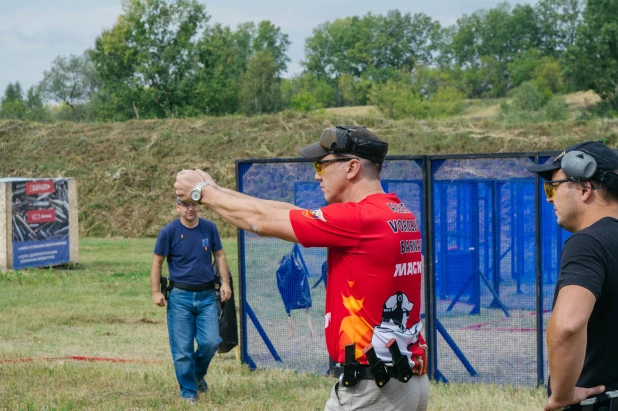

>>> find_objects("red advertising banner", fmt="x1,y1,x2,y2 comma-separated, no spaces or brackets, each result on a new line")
26,180,55,195
26,209,57,224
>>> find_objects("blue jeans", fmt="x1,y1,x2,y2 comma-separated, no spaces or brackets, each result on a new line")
167,288,221,399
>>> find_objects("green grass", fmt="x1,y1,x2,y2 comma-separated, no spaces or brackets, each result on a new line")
0,237,546,409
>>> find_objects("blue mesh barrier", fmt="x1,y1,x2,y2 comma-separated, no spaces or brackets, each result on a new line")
236,151,596,387
430,155,539,385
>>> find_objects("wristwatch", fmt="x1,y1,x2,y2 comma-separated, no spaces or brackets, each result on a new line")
190,181,209,203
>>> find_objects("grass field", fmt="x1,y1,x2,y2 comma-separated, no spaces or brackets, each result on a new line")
0,237,547,410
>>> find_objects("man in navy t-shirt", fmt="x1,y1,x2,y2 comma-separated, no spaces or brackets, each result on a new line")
150,197,231,403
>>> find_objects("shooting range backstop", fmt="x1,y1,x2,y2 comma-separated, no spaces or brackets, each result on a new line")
235,150,588,387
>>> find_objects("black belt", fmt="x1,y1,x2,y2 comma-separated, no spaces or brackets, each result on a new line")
169,280,215,291
332,365,398,380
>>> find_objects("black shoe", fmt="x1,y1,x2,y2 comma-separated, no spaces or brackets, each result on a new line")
197,378,208,393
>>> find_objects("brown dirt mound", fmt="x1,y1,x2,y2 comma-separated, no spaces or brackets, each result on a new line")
1,108,617,238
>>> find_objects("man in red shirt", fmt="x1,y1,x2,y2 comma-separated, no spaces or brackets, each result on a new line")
174,125,429,410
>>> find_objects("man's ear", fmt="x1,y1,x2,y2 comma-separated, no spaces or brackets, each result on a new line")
346,159,362,180
581,183,593,201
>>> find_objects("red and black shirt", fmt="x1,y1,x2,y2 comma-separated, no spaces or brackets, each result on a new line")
290,193,427,375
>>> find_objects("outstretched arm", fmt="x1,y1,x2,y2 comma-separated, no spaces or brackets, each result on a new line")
175,169,299,242
215,185,301,211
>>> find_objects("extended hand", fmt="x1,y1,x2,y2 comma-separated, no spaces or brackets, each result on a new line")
544,386,605,410
220,283,232,303
152,291,166,307
194,169,217,188
174,170,205,203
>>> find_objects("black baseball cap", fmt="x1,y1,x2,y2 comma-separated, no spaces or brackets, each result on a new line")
527,140,618,181
299,125,388,164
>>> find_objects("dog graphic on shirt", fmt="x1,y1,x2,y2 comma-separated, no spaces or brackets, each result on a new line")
371,291,422,361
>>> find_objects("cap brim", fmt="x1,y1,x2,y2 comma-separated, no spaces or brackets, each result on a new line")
299,142,328,159
526,163,560,181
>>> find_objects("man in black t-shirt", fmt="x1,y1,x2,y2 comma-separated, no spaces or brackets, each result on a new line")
528,141,618,411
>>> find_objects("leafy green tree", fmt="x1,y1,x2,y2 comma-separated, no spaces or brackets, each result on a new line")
90,0,291,119
303,11,442,82
40,53,99,120
508,49,543,87
252,21,291,75
282,74,338,110
369,80,415,120
535,0,584,56
446,2,551,97
2,82,24,104
189,24,244,116
376,11,443,70
480,56,509,98
90,0,209,119
563,0,618,110
289,91,321,112
238,50,282,115
304,15,375,80
449,3,541,67
231,20,291,76
533,58,564,93
24,85,50,122
369,71,465,120
499,80,565,123
0,82,27,120
499,81,550,123
545,95,569,120
509,3,543,53
338,74,357,106
511,81,546,111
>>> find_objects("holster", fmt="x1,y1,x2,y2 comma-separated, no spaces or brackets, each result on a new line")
363,344,390,388
386,338,414,383
564,390,618,411
160,276,170,300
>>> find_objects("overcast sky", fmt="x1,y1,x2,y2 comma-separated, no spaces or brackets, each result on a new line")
0,0,536,96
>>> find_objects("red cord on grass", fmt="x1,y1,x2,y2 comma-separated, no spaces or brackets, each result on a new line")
0,355,159,364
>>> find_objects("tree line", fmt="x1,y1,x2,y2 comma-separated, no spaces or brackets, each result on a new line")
1,0,616,122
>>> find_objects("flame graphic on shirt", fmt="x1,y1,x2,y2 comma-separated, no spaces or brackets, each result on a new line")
338,294,373,359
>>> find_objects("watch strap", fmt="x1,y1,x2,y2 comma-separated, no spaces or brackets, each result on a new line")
191,181,209,202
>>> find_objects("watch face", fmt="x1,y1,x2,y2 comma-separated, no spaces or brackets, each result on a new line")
190,190,200,202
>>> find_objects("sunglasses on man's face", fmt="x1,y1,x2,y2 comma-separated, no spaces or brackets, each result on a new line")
543,179,570,200
177,201,198,209
543,176,596,200
312,157,357,175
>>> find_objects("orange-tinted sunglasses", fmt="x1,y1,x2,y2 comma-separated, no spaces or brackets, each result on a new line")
312,157,356,175
543,179,571,200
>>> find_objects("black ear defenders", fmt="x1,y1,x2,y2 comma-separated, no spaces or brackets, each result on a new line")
561,151,598,180
320,126,388,164
332,126,354,152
